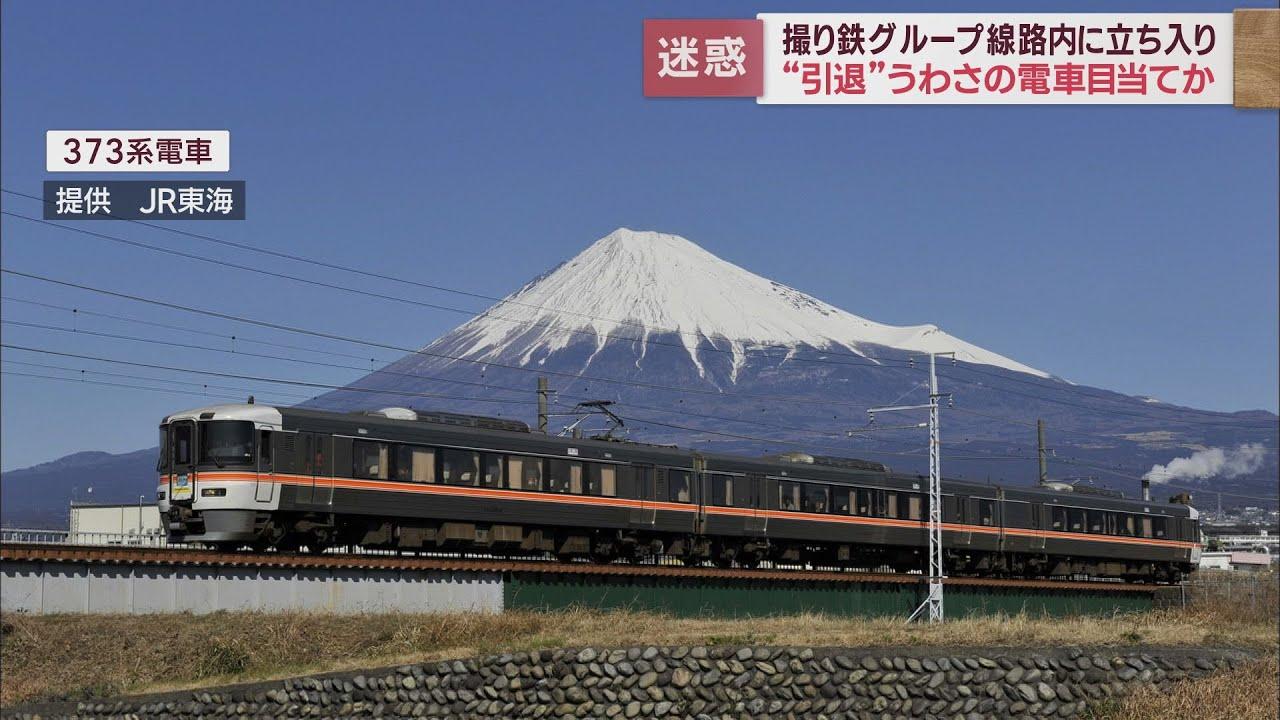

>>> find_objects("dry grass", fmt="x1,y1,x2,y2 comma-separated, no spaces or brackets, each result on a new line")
2,605,1276,708
1089,654,1279,720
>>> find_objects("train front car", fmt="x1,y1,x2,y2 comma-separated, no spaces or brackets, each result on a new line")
157,403,283,549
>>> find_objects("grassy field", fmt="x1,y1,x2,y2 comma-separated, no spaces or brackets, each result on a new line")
2,597,1276,708
1088,654,1279,720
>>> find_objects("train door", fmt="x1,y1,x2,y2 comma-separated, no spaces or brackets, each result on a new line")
744,473,768,534
693,455,707,535
311,433,333,505
169,420,196,504
297,434,314,503
254,429,274,502
1030,503,1047,551
952,495,972,546
629,464,657,526
995,489,1007,552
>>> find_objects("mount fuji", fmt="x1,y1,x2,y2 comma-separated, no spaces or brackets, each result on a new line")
306,229,1277,504
4,229,1274,528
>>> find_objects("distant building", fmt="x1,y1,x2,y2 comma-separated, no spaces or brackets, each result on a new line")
69,502,164,544
1198,550,1274,572
1202,523,1279,557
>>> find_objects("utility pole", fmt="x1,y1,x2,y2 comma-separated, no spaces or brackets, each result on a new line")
862,351,954,624
1037,419,1048,486
537,377,549,434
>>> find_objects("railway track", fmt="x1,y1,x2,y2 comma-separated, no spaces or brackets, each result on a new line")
0,542,1157,593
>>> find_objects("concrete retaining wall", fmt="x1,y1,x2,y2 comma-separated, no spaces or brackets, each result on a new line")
0,561,503,615
2,645,1253,719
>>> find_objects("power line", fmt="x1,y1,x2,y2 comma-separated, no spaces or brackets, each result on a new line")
8,187,1267,428
951,406,1272,444
2,269,1269,481
0,267,892,407
1047,456,1279,504
0,318,532,402
0,210,908,376
6,208,1269,433
2,189,965,382
0,370,296,406
2,296,391,366
1,358,312,400
4,269,1269,472
1,314,939,455
941,368,1274,431
16,292,1209,462
0,343,534,408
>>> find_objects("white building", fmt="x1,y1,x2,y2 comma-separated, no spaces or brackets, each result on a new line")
69,502,164,544
1198,550,1273,572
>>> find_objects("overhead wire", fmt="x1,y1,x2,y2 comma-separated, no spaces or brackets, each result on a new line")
6,186,1268,427
2,313,939,454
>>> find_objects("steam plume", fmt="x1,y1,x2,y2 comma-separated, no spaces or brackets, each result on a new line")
1143,443,1267,485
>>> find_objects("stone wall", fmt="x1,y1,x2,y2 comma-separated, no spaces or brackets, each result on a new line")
4,645,1253,719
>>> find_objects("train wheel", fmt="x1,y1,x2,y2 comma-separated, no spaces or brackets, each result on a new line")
591,540,618,564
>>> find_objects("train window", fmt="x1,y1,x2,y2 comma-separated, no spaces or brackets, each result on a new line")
258,430,272,472
393,445,411,482
395,445,435,483
886,493,899,519
353,440,389,480
547,459,582,493
779,481,801,511
1152,516,1167,538
1120,514,1135,536
977,499,995,527
481,454,503,488
1087,510,1104,534
1140,516,1153,538
872,490,890,518
441,449,479,485
1068,509,1085,532
586,464,617,497
199,421,255,467
711,474,735,506
666,470,691,503
507,456,542,490
801,484,829,513
907,495,922,521
853,488,871,516
157,427,170,473
832,487,851,514
615,465,636,496
1051,507,1066,531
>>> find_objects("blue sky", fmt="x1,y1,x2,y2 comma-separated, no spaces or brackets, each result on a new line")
1,0,1277,471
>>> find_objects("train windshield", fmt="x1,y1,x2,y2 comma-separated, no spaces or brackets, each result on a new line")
197,420,255,468
156,426,169,472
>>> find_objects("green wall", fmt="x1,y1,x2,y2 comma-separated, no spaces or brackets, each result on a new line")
505,573,1153,618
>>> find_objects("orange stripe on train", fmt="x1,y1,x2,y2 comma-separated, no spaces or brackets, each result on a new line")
183,470,1196,550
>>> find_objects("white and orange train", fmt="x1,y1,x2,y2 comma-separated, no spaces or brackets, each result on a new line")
156,403,1199,582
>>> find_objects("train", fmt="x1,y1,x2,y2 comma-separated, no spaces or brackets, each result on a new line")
156,402,1200,582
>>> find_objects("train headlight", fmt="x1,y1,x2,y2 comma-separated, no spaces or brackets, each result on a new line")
201,488,227,497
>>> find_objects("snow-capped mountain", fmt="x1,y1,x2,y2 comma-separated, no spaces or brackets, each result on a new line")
444,228,1047,383
303,228,1276,502
6,229,1273,530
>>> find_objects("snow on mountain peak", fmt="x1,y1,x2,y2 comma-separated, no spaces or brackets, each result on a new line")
440,228,1049,380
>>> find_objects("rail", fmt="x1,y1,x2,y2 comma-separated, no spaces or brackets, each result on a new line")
0,542,1158,593
0,527,180,547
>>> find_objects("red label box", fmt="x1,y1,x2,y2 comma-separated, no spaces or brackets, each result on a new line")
643,19,764,97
